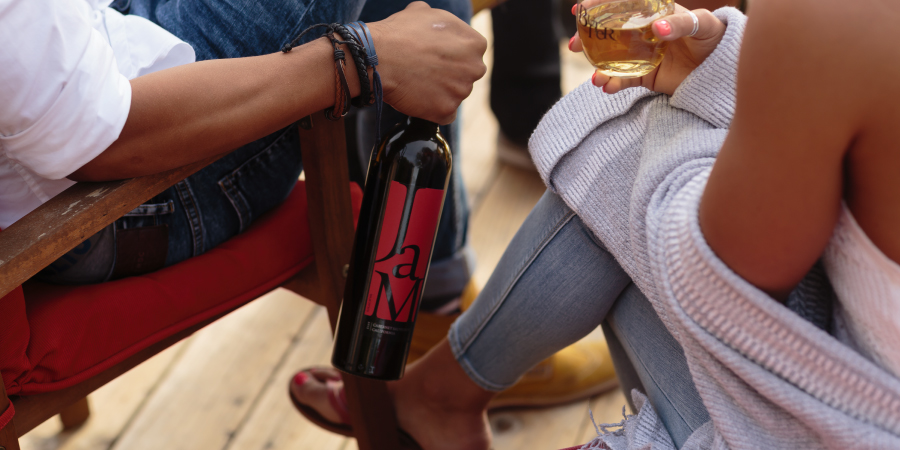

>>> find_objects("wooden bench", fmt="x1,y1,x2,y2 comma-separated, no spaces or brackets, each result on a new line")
0,114,401,450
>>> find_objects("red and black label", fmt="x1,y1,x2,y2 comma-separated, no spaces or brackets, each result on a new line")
364,180,444,323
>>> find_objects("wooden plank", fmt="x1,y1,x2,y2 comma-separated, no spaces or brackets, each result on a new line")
298,114,400,450
489,401,591,450
0,421,20,450
296,115,354,328
0,156,219,299
110,289,317,450
18,342,186,450
58,398,90,431
225,307,348,450
280,263,323,305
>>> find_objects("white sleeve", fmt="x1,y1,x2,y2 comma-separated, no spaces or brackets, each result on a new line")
0,0,131,180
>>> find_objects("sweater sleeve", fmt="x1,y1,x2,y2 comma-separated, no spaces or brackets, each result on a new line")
667,7,747,129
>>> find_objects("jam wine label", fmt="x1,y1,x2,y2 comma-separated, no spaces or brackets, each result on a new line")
364,181,444,323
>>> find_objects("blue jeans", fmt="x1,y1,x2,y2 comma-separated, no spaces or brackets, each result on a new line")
449,191,711,448
42,0,473,299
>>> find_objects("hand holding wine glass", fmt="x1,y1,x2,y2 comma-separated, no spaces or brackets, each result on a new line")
570,1,727,96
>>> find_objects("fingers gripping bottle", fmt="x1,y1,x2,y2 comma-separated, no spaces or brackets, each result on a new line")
332,117,452,380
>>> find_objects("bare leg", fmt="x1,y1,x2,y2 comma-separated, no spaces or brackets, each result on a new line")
291,339,493,450
392,340,494,450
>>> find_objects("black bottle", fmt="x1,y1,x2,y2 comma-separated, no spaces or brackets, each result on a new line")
331,117,452,380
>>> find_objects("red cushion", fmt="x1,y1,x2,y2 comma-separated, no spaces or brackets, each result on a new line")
3,181,362,396
0,284,30,396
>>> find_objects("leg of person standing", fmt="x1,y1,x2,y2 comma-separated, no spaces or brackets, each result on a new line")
491,0,563,170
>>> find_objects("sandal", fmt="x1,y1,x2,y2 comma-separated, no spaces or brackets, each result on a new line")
289,367,422,449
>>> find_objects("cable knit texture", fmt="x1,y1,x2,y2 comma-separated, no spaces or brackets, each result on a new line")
824,205,900,378
530,7,900,449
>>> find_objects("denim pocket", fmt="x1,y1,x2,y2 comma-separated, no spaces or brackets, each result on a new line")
217,128,303,233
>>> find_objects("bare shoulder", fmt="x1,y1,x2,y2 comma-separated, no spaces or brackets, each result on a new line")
745,0,900,89
731,0,900,153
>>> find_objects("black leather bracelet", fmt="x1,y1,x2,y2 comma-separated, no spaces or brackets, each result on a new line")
344,21,384,143
281,23,372,120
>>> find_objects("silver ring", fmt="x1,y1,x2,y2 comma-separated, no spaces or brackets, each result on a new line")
687,10,700,37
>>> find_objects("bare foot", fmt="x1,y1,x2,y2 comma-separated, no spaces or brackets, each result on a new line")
290,340,494,450
289,367,348,425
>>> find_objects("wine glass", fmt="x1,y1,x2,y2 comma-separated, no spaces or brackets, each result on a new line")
576,0,675,78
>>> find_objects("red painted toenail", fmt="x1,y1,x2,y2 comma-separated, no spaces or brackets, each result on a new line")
293,371,309,386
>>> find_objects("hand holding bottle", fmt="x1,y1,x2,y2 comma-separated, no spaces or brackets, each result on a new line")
367,2,488,125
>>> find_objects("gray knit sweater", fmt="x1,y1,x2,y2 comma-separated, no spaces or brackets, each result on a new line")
530,8,900,449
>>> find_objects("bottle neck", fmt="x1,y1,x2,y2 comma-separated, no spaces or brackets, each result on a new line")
407,117,440,133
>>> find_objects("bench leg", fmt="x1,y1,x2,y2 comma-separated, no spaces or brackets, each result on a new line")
59,397,90,430
0,381,19,450
0,420,20,450
298,115,403,449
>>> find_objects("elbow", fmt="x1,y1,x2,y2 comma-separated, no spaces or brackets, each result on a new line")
68,152,144,182
67,165,110,182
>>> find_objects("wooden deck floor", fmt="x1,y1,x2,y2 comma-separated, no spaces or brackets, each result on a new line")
20,11,628,450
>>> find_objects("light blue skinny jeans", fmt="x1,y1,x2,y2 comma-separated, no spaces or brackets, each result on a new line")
449,191,711,448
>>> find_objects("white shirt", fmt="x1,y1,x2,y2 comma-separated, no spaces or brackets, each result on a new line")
0,0,195,229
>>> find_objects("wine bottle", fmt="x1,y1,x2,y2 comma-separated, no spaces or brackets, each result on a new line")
332,117,452,380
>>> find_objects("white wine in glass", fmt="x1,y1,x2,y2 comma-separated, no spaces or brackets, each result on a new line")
576,0,675,78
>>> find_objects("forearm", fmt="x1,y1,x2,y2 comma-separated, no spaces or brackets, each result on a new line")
71,37,361,181
69,2,488,180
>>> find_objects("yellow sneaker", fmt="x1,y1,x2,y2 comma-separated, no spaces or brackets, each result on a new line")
409,282,619,408
488,340,618,409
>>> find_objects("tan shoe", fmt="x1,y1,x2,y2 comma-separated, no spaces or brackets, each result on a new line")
488,340,618,409
409,282,618,409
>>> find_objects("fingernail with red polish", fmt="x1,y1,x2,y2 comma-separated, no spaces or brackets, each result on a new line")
591,72,597,86
655,20,672,36
568,36,576,50
293,372,309,386
571,4,577,14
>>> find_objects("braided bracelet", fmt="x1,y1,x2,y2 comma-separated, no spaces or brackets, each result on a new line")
345,21,384,144
282,23,373,120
